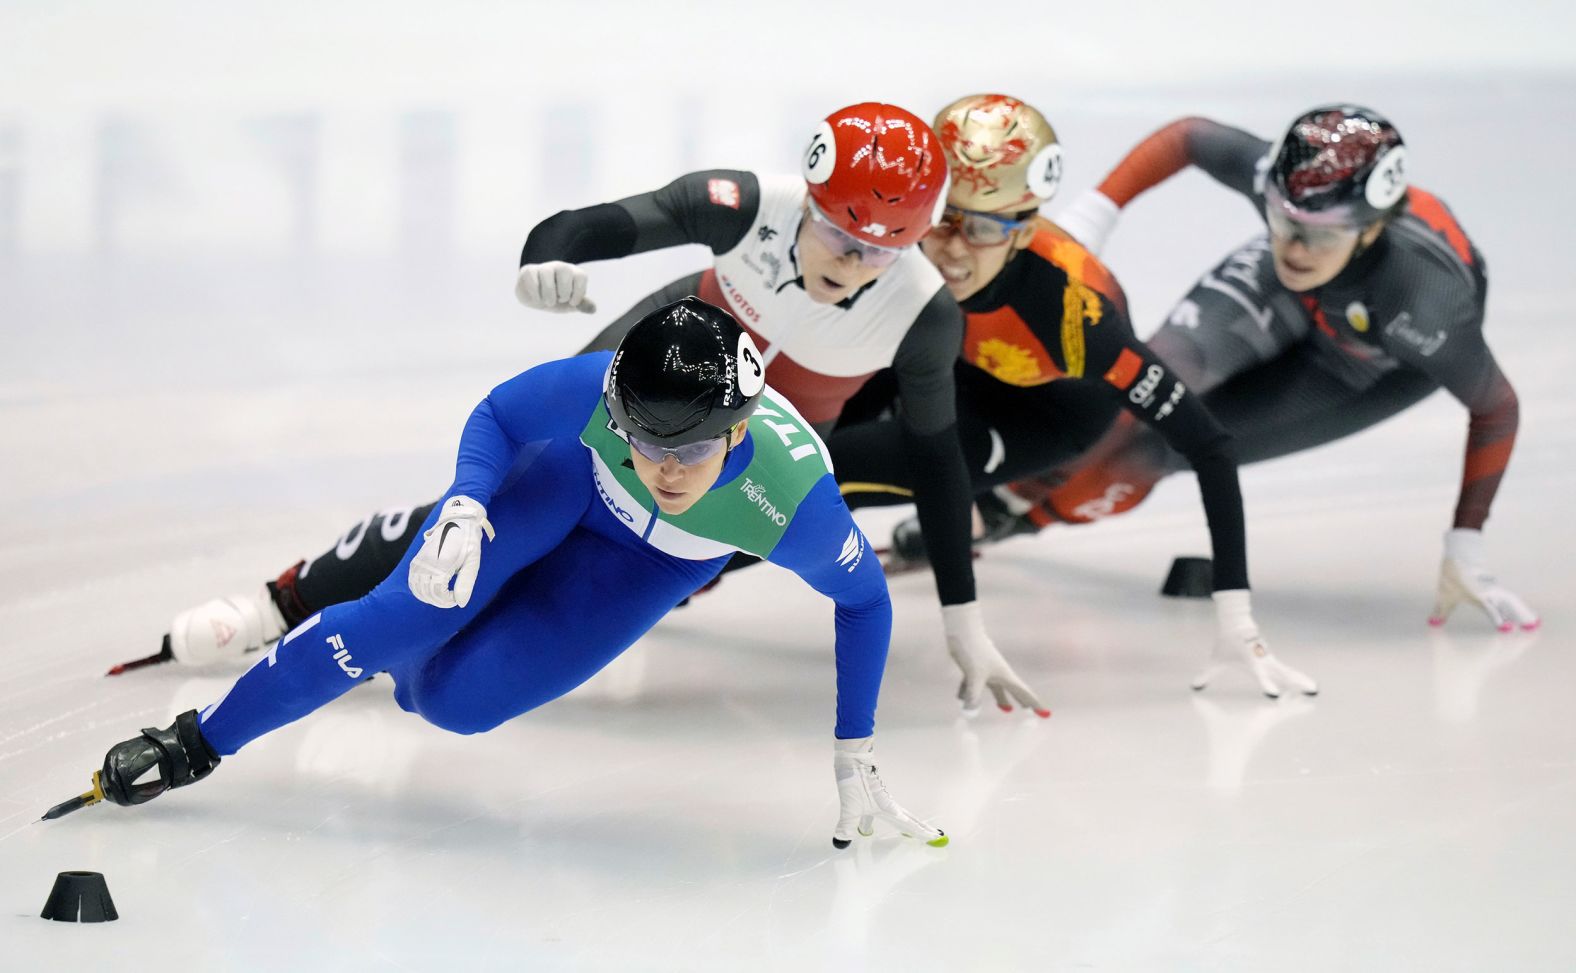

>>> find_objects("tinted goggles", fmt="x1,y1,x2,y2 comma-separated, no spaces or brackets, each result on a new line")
1263,186,1361,252
627,433,729,467
933,206,1034,246
805,199,907,268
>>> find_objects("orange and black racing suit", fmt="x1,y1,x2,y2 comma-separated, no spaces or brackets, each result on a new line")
829,224,1252,591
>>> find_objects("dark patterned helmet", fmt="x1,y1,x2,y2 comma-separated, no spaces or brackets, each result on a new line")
604,297,765,446
1263,105,1407,226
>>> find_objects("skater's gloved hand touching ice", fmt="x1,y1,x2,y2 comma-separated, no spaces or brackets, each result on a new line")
515,261,596,314
1430,528,1539,632
408,496,495,609
1193,590,1318,699
832,737,947,849
943,602,1050,718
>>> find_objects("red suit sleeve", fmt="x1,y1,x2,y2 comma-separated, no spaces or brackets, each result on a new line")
1454,370,1518,530
1096,117,1268,207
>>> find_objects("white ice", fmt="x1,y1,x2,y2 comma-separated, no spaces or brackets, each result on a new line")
3,5,1575,970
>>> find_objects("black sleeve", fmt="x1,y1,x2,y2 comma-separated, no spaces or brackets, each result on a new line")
1183,119,1272,201
520,169,760,266
891,289,965,435
892,289,977,605
1096,117,1269,210
1098,327,1249,591
1374,249,1516,530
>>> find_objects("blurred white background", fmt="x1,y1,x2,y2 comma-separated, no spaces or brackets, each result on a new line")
4,0,1573,551
4,1,1573,388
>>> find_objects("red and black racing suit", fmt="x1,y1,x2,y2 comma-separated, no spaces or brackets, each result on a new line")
1007,118,1518,537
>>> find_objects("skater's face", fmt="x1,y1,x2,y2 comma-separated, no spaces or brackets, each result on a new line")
629,420,749,515
796,202,903,304
1266,211,1386,292
922,206,1039,300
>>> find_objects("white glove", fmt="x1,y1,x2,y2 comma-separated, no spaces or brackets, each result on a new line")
407,496,496,609
1192,589,1318,698
1430,528,1539,632
1049,189,1121,255
514,261,596,314
832,737,947,849
942,602,1050,718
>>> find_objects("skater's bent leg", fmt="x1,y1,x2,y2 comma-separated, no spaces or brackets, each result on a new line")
1205,354,1439,464
198,440,595,754
399,530,723,733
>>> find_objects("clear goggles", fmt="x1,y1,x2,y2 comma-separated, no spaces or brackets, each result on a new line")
932,206,1035,247
805,198,907,268
627,432,730,467
1263,186,1361,252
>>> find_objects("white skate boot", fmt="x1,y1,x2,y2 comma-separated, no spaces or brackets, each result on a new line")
168,588,286,666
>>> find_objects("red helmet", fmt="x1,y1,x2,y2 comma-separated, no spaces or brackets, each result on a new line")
801,103,949,248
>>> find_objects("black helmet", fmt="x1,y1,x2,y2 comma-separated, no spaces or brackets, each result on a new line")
1263,105,1407,226
605,297,766,446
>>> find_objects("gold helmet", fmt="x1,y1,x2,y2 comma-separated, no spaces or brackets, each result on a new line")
934,94,1063,213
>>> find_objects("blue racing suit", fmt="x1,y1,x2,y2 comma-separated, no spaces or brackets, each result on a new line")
198,352,891,753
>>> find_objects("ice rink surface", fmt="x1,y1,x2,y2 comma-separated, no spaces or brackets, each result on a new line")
4,5,1576,970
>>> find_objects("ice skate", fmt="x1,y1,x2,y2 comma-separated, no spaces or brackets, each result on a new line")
43,710,219,819
107,586,286,675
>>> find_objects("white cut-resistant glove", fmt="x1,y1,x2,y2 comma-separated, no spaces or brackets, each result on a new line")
514,261,596,314
1049,189,1121,255
942,602,1050,718
407,496,496,609
1430,528,1540,632
1193,589,1319,699
832,737,947,849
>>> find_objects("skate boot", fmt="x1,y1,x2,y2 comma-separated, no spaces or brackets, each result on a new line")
100,710,220,807
170,586,287,665
109,583,291,675
881,516,933,575
973,489,1040,544
881,491,1032,576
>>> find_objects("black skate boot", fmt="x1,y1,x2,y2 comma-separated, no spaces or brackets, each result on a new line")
100,710,221,807
973,490,1040,544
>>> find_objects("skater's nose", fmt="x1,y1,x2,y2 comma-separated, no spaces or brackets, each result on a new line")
657,455,686,481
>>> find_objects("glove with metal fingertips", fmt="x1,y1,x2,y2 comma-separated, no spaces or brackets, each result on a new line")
943,602,1050,718
832,737,947,849
1193,590,1318,699
1430,528,1540,632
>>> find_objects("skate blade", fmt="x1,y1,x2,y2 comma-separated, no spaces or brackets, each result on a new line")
42,772,106,821
105,635,174,676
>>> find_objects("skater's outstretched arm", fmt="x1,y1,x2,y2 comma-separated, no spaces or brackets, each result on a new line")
514,171,760,314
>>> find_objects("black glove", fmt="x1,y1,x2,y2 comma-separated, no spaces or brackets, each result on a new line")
101,710,221,807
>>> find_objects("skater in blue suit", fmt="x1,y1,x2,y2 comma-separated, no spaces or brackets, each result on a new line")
57,298,945,849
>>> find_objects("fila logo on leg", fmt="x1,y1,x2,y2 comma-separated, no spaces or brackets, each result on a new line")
327,633,364,679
